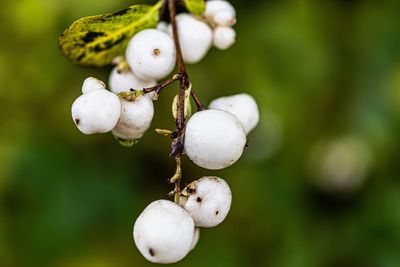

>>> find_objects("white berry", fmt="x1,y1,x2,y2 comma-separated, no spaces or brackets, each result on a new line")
214,9,236,26
126,29,176,81
156,21,169,33
180,177,232,228
205,0,236,26
184,109,246,170
71,89,121,134
112,95,154,140
81,77,106,94
209,93,259,134
213,26,236,50
169,14,213,64
108,67,156,94
133,200,195,264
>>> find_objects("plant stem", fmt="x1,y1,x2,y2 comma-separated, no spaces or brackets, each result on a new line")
117,74,180,101
191,88,205,111
142,74,181,94
168,0,188,204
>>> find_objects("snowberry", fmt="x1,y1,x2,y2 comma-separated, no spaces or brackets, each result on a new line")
126,29,176,81
213,26,236,50
180,177,232,228
109,67,156,94
184,109,246,170
81,77,106,94
209,93,259,134
214,9,236,26
156,21,169,33
169,13,213,64
190,228,200,251
205,0,236,26
133,200,195,264
112,95,154,140
71,88,121,135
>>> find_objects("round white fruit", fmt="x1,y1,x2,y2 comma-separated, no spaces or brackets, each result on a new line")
213,26,236,50
126,29,176,81
109,67,156,94
214,9,236,26
169,13,213,64
71,89,121,134
184,109,246,170
81,77,106,94
205,0,236,26
112,95,154,140
180,177,232,228
209,93,259,134
156,21,169,33
133,200,195,264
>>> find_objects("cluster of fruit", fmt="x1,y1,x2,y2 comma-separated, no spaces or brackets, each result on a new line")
157,0,237,63
132,88,259,263
71,0,245,148
69,0,260,264
71,76,259,169
134,176,231,263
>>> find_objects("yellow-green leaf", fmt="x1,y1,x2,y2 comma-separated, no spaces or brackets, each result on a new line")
59,2,162,67
184,0,205,16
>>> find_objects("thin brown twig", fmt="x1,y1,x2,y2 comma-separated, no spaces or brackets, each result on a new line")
190,88,205,111
168,0,188,203
117,74,181,101
142,73,181,94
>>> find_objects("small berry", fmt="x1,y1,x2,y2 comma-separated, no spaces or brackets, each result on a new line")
169,14,213,64
133,200,195,264
109,67,156,94
209,93,259,134
205,0,236,26
184,109,246,170
214,9,236,26
213,26,236,50
156,21,169,33
126,29,176,81
112,95,154,140
81,77,106,94
71,88,121,134
180,177,232,228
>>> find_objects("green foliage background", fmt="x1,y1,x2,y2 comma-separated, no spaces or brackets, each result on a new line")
1,0,400,266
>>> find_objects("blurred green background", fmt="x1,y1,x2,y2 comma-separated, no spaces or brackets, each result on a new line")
1,0,400,266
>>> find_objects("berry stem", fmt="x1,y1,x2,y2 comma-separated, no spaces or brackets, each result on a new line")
117,74,181,101
168,0,187,203
168,0,186,74
191,88,205,111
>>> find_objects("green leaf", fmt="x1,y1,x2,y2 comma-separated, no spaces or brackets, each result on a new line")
59,1,162,67
184,0,205,16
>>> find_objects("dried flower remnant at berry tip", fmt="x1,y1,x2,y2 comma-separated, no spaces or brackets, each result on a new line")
153,48,161,56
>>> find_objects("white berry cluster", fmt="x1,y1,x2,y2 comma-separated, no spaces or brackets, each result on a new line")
157,0,237,64
68,0,259,264
134,176,232,263
71,77,154,141
133,92,259,263
71,0,239,143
